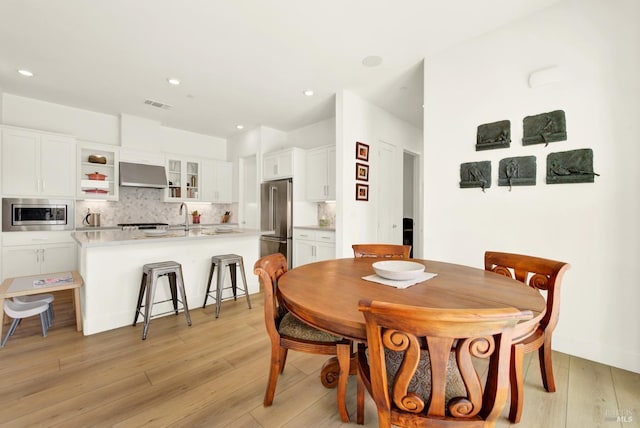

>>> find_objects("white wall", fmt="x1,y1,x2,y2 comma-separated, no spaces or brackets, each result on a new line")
2,95,227,159
287,117,335,150
422,0,639,373
259,126,289,154
336,90,422,258
3,93,119,145
120,113,227,159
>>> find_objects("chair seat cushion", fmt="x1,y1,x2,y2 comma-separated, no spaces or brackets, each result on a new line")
279,312,343,343
384,348,467,405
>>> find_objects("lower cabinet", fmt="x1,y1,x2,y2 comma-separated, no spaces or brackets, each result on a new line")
293,228,335,268
1,232,77,280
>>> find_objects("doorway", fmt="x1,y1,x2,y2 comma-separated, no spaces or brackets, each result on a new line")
403,150,420,258
376,141,402,244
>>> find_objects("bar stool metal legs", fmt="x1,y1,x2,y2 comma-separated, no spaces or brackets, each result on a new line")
202,254,252,318
133,261,192,340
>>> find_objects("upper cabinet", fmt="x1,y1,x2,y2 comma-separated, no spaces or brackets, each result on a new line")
202,159,233,203
77,142,119,200
2,127,76,198
263,148,295,181
306,145,336,201
164,157,200,202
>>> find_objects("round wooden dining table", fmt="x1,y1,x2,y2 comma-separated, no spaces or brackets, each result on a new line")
278,258,547,342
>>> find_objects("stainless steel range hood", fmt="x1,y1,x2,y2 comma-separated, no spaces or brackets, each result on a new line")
119,162,168,188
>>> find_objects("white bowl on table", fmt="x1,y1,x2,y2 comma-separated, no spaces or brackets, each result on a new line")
372,260,425,280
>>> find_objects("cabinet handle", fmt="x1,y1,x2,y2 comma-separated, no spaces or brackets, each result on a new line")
41,179,46,191
321,236,331,240
312,245,316,257
41,248,45,263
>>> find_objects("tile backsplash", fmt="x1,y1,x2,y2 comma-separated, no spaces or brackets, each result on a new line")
317,202,336,228
76,187,236,227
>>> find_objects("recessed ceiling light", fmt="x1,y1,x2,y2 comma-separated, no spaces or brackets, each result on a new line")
18,69,34,77
236,125,244,130
362,56,383,67
167,78,181,86
303,89,314,96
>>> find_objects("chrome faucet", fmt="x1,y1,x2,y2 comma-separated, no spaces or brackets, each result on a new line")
179,202,189,231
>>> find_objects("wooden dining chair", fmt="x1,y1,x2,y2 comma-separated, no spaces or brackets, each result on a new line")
352,244,411,259
484,251,570,424
253,253,353,422
356,299,532,427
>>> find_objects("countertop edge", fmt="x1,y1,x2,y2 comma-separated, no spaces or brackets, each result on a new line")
294,225,336,231
72,228,263,248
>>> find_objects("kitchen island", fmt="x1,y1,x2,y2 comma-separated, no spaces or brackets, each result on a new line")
72,227,263,335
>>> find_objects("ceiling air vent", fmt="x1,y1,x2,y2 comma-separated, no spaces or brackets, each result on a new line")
143,99,173,110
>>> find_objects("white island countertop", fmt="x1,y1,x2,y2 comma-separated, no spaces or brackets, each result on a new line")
72,227,265,248
74,225,264,335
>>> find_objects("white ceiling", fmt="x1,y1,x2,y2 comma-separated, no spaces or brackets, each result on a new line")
0,0,559,139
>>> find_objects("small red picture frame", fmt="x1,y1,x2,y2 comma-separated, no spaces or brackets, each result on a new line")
355,162,369,181
356,183,369,201
356,141,369,161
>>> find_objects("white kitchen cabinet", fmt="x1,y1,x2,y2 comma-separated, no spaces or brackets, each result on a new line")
1,127,76,198
164,157,200,202
202,159,233,203
263,148,295,181
1,231,77,280
77,142,119,200
306,145,336,201
293,228,335,268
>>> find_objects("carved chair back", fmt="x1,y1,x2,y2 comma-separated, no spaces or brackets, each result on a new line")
352,244,411,259
358,300,532,427
484,251,570,333
254,252,288,339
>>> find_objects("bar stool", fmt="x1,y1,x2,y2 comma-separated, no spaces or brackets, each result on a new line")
133,261,192,340
202,254,252,318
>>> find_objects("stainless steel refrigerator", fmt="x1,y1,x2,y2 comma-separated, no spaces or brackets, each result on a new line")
260,179,292,267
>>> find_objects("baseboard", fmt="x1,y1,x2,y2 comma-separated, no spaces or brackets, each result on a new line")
554,334,640,374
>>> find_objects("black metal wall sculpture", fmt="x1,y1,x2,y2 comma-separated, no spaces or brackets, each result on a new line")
547,148,599,184
523,110,566,146
460,161,491,192
476,120,511,151
498,156,536,190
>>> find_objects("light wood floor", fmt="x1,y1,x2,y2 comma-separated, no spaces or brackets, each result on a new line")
1,290,638,427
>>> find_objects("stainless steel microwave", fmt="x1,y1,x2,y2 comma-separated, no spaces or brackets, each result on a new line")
2,198,75,231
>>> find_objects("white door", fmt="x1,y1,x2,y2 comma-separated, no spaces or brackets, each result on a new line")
315,242,336,262
41,243,77,275
2,245,41,279
40,134,76,197
376,141,402,244
306,148,328,200
2,129,40,196
215,162,233,202
293,240,315,268
240,155,258,229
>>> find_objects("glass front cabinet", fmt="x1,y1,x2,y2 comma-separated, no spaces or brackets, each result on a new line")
164,157,200,202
